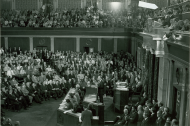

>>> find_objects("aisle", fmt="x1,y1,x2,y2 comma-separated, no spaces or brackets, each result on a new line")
3,98,63,126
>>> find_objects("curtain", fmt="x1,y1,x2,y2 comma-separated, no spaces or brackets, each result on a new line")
153,57,159,100
148,53,155,101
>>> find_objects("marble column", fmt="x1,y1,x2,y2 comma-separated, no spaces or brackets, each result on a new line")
81,0,86,8
29,37,33,52
76,37,80,52
158,57,170,105
50,37,54,52
114,38,117,53
166,60,174,111
5,37,8,49
97,0,102,9
179,68,188,126
12,0,16,10
98,38,101,52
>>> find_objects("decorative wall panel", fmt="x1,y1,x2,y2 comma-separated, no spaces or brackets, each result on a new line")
80,38,98,52
1,37,5,48
15,0,38,10
33,37,51,50
1,0,11,10
101,38,114,53
117,38,130,52
8,37,30,51
54,38,76,52
58,0,81,10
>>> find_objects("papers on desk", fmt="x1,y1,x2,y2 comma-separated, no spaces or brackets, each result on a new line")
92,116,99,120
116,88,129,91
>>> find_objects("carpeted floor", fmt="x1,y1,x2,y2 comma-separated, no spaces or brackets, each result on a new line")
3,97,63,126
2,95,138,126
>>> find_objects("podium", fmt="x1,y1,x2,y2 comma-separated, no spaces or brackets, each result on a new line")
113,88,129,112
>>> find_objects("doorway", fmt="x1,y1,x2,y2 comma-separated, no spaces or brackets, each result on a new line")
84,47,89,54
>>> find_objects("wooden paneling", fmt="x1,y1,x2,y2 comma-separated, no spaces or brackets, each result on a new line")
101,38,114,53
1,37,5,48
15,0,38,10
117,38,131,52
33,37,51,50
80,38,98,52
1,0,11,10
54,38,76,52
8,37,30,51
58,0,81,9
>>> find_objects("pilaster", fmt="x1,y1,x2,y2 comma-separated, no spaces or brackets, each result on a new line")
76,37,80,52
179,68,188,126
5,37,8,49
158,57,170,105
29,37,33,52
166,59,174,111
114,38,117,53
50,37,54,52
98,38,101,52
97,0,102,9
12,0,15,10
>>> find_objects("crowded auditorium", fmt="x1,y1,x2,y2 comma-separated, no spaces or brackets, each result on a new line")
0,0,189,126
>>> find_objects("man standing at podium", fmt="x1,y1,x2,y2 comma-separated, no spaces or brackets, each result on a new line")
97,76,104,103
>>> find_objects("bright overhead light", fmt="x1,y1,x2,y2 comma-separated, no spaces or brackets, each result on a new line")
138,1,158,9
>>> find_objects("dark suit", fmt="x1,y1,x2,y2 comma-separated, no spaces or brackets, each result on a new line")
81,109,93,126
53,84,63,98
141,117,151,126
40,84,50,100
128,111,138,126
47,84,57,99
97,80,104,103
114,114,129,126
7,93,21,111
139,96,148,106
155,118,165,126
13,90,28,109
149,113,157,125
26,86,41,103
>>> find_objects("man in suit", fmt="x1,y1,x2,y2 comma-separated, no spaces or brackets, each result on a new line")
128,106,138,126
47,80,57,100
81,104,93,126
156,110,165,126
26,83,42,104
97,76,104,103
12,88,29,110
25,74,32,84
136,92,148,106
152,99,159,111
53,80,63,98
162,107,170,121
41,81,51,100
39,72,46,84
149,107,157,125
7,89,21,111
32,75,39,84
114,109,129,126
141,111,151,126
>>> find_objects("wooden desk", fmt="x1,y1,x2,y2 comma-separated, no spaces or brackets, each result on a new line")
57,88,100,126
113,88,129,112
